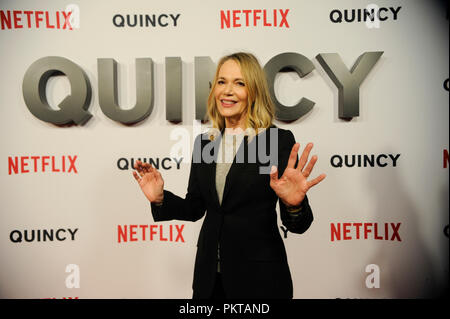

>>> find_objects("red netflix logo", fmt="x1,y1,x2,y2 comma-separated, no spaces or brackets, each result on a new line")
331,222,402,242
220,9,290,29
8,155,78,175
0,9,74,30
117,224,185,243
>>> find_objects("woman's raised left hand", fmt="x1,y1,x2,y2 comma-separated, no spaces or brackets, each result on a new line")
269,143,326,207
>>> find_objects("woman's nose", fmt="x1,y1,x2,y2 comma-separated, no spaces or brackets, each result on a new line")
224,83,233,95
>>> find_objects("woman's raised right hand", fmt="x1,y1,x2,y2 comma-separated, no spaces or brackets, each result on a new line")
132,160,164,204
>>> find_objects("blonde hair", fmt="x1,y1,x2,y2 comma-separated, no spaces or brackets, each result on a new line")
206,52,275,136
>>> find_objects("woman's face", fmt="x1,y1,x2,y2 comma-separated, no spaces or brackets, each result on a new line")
214,59,249,128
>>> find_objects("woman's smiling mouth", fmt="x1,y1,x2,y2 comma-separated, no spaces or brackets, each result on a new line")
220,99,238,107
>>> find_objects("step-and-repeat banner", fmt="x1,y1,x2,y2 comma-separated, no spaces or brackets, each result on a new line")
0,0,448,299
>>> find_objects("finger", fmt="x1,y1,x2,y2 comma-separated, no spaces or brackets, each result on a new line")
269,165,279,183
286,143,300,169
135,160,145,172
297,143,313,172
137,161,152,175
307,173,326,188
132,171,141,182
302,155,318,178
141,162,150,173
142,162,153,173
136,162,147,177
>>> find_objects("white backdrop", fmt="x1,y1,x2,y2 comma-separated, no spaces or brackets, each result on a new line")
0,0,448,299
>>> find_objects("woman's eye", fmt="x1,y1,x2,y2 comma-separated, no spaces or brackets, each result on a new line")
237,82,245,86
217,80,225,85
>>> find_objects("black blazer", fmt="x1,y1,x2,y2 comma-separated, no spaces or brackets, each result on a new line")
150,126,314,299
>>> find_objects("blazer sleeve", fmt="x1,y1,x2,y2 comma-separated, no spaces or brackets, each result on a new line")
150,134,207,223
277,129,314,234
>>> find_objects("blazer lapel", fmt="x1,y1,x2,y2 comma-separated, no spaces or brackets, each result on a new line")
204,132,222,208
220,135,249,206
205,131,249,209
204,126,273,208
221,127,272,206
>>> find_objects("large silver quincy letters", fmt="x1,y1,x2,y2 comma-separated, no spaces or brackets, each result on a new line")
264,52,316,121
22,52,383,125
22,56,92,125
316,52,383,119
97,58,154,124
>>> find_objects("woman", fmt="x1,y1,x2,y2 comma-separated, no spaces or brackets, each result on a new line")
132,52,326,299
